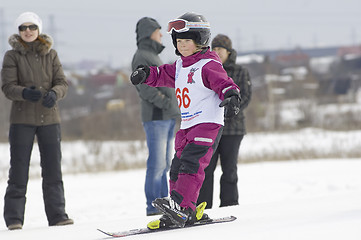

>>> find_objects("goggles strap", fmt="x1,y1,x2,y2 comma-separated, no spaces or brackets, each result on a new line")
168,19,210,34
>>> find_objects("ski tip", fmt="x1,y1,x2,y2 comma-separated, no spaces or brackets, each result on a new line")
97,228,112,236
217,215,237,222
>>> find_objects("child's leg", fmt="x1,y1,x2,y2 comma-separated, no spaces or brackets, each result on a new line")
170,123,223,211
168,128,186,194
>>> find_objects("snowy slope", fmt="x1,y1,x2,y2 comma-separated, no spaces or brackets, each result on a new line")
0,159,360,240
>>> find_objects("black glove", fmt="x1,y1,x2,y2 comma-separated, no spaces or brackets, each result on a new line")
42,91,57,108
130,65,150,85
219,89,241,118
22,86,42,102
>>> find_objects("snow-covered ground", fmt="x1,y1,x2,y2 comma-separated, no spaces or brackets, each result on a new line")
0,159,360,239
0,129,361,239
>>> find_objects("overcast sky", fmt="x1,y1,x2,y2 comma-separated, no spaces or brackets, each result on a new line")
0,0,360,68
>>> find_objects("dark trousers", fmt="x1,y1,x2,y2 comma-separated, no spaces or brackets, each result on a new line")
4,124,68,226
197,135,243,208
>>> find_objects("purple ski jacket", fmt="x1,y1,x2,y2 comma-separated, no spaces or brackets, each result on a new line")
145,47,240,102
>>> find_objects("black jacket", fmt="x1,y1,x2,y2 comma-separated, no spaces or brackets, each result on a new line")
222,49,252,135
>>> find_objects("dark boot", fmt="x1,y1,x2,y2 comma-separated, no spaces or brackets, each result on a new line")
152,197,193,228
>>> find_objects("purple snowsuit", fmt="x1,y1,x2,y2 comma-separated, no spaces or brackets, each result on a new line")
145,48,239,210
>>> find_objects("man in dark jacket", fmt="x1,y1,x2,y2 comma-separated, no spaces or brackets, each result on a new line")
131,17,179,216
197,34,252,209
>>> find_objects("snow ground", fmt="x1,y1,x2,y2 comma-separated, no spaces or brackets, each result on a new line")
0,159,360,240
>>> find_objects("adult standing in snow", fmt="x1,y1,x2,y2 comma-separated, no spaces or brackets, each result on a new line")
197,34,252,209
131,17,179,216
1,12,73,230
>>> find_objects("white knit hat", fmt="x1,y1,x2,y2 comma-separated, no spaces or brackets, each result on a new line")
15,12,43,33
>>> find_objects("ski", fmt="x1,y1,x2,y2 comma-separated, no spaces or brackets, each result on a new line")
97,215,236,238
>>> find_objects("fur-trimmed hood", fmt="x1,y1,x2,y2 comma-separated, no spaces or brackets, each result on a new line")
8,33,53,56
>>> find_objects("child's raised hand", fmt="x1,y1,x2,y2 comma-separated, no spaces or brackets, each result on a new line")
130,65,150,85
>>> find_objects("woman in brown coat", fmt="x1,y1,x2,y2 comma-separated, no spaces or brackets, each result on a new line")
1,12,73,230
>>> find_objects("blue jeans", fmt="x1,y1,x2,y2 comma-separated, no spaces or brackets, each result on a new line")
143,119,176,215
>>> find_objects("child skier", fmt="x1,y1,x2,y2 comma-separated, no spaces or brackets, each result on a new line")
130,12,241,228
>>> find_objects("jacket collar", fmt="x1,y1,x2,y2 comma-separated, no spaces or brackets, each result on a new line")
181,47,222,67
138,38,165,55
223,49,237,69
8,33,53,55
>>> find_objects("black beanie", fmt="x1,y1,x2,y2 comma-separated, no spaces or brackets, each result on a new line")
211,34,232,51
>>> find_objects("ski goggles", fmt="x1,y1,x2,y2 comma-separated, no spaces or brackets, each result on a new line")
167,19,210,34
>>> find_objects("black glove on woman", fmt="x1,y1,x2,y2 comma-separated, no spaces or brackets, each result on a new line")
42,91,57,108
22,86,42,102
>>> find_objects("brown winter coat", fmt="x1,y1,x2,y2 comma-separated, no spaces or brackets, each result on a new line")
1,34,68,125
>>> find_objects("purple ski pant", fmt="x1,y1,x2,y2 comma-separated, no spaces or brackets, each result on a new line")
169,123,223,211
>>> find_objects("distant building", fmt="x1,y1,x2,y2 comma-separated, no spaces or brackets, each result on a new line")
274,48,310,67
337,45,361,58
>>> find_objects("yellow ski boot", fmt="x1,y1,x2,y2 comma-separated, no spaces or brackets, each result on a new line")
147,202,209,230
147,214,173,230
195,201,208,221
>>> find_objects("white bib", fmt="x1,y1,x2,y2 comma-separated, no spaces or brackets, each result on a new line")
175,58,224,129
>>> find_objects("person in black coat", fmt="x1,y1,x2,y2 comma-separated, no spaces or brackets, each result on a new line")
197,34,252,209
